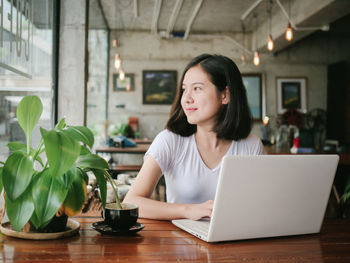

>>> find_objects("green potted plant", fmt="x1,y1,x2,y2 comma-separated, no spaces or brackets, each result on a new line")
0,95,122,233
342,177,350,217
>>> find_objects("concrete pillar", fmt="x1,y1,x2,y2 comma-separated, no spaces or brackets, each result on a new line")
58,0,88,126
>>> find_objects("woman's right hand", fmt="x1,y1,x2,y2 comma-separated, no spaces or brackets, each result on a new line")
184,200,214,220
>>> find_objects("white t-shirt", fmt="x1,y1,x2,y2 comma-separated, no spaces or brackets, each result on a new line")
145,129,265,204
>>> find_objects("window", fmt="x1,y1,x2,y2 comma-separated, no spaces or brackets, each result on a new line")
86,0,109,143
0,0,57,161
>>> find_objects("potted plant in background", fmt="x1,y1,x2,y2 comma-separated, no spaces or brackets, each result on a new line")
0,95,123,238
342,177,350,217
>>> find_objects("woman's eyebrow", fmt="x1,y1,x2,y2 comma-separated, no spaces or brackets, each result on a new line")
192,82,204,85
182,81,204,86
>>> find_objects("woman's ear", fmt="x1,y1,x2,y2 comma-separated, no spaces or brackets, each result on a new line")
221,86,230,104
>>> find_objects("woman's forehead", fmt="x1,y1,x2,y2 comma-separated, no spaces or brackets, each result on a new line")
183,66,211,84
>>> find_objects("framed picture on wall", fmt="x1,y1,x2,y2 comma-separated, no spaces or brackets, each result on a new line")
113,73,135,91
142,70,177,104
242,73,263,120
276,77,307,114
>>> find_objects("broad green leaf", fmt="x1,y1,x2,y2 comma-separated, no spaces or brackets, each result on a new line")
92,169,107,207
7,142,26,152
55,118,66,130
16,96,43,151
30,212,53,230
7,142,44,167
5,190,34,231
63,168,86,216
40,128,81,178
59,167,76,189
29,210,41,229
80,145,91,155
31,169,68,228
80,168,89,184
62,126,94,148
3,151,34,201
77,154,109,170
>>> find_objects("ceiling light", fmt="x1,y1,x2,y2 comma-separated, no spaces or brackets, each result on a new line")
267,34,274,51
253,14,260,66
253,51,260,66
266,0,273,51
119,69,125,80
285,22,293,41
114,54,121,70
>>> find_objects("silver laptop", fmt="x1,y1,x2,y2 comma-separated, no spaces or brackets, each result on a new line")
172,155,339,242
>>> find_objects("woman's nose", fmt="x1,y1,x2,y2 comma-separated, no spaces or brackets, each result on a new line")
183,90,193,103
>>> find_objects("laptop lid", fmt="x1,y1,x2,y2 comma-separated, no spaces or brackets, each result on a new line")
207,154,339,242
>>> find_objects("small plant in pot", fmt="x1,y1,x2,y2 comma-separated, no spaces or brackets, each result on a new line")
0,95,128,234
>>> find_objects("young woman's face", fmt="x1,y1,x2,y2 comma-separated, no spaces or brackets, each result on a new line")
181,65,229,127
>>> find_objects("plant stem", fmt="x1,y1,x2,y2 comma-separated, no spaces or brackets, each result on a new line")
27,135,31,155
33,139,44,166
105,170,122,209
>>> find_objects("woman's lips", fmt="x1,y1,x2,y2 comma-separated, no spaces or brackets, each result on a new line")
185,107,197,113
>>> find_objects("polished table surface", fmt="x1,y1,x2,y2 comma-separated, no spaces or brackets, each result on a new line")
95,143,150,154
1,217,350,262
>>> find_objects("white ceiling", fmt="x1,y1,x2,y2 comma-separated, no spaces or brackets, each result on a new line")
90,0,350,53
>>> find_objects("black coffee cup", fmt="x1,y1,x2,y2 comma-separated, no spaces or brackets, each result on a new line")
102,203,138,230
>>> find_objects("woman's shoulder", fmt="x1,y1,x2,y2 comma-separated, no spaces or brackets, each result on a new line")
153,129,190,146
243,133,262,144
233,133,265,155
155,129,183,141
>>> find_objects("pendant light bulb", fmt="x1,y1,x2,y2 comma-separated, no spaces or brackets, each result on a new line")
253,51,260,66
267,34,274,51
114,54,121,70
119,69,125,80
285,22,293,41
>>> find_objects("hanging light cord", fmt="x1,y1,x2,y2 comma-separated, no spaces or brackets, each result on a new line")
275,0,329,31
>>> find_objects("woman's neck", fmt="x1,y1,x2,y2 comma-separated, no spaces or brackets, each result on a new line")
195,126,228,150
194,126,232,170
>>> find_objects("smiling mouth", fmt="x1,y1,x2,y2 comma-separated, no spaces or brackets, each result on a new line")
185,107,197,113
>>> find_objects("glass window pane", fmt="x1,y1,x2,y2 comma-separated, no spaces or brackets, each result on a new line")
0,0,55,161
87,0,108,145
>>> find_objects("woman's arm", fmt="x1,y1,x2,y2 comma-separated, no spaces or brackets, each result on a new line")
123,155,213,220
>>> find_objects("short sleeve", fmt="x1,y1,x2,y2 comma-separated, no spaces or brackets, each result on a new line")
244,134,266,155
145,130,177,174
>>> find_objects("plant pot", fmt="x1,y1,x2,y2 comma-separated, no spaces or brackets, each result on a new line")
28,215,68,233
0,219,80,240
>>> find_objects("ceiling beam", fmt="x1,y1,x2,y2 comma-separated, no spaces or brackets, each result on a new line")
134,0,138,18
166,0,183,38
151,0,162,34
275,0,329,31
241,0,264,21
253,0,349,53
184,0,203,40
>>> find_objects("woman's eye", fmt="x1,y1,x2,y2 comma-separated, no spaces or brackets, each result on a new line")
194,87,201,91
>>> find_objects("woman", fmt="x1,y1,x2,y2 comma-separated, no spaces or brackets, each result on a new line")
124,54,264,220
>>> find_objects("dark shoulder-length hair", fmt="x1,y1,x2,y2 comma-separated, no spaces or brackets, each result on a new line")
166,53,252,141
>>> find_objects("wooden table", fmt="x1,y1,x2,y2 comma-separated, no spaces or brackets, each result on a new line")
133,138,152,144
95,144,150,174
95,144,150,154
1,217,350,262
265,145,350,165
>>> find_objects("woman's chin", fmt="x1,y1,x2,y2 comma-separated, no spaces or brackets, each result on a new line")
186,118,197,125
